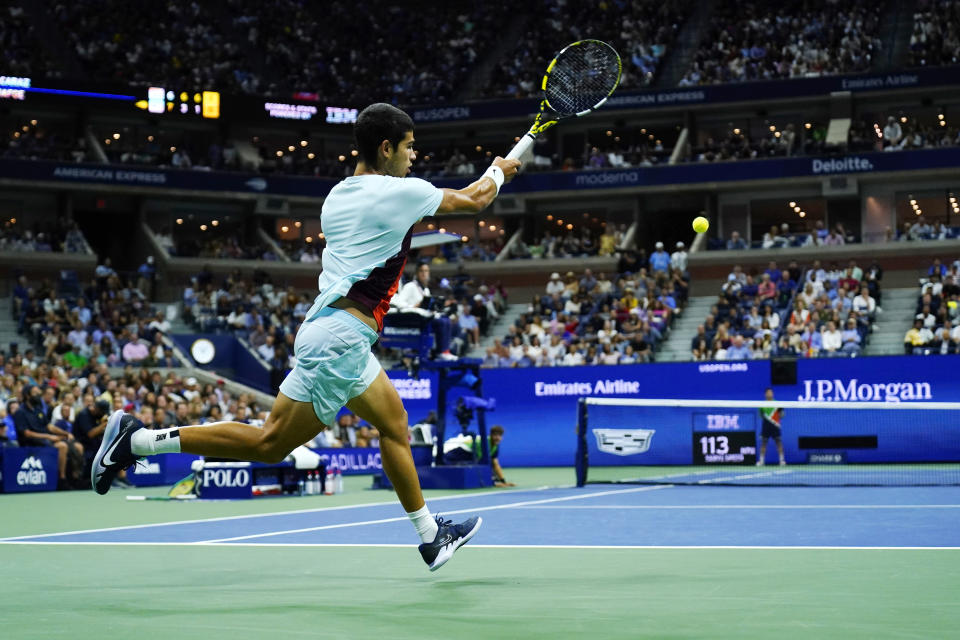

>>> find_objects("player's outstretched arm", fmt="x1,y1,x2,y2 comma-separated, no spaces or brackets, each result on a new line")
437,157,520,215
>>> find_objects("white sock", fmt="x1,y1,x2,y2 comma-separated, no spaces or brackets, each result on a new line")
131,428,182,456
407,505,439,543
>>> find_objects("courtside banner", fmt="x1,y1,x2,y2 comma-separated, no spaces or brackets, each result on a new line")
385,356,960,467
1,447,59,493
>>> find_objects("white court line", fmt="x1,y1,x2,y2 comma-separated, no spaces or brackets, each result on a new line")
0,484,563,542
696,469,793,484
197,485,672,544
517,504,960,510
0,541,957,551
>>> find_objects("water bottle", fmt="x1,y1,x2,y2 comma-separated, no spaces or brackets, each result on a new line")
335,468,344,494
324,468,334,495
298,473,306,496
310,471,320,495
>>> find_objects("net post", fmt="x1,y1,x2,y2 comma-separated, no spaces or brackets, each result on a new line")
575,397,588,487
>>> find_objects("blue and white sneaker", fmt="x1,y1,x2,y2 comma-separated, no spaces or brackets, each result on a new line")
418,515,482,572
91,410,144,495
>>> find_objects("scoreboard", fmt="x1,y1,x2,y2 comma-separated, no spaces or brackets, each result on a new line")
0,75,358,126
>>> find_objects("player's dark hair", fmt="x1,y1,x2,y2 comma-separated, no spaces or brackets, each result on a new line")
491,425,505,436
355,103,414,169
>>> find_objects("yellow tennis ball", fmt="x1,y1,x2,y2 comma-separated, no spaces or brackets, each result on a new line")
692,216,709,233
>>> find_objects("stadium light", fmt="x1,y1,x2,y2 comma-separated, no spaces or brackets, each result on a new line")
606,130,612,136
211,220,219,227
276,150,283,157
104,139,111,145
112,133,120,139
938,114,944,120
306,236,313,244
489,225,497,231
733,128,741,135
200,225,207,231
804,123,812,129
307,153,315,159
769,125,775,132
910,199,917,205
300,140,308,147
175,218,183,225
799,211,806,218
170,146,176,152
439,228,446,233
478,220,486,227
147,135,154,142
288,145,295,152
30,119,37,125
338,155,345,161
294,221,301,228
901,116,907,123
461,236,469,242
546,215,553,221
794,206,801,212
789,201,796,207
566,223,574,230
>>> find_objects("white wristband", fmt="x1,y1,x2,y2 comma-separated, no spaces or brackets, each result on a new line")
482,165,504,195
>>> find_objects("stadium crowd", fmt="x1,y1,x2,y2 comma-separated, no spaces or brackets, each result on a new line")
691,259,881,361
847,115,960,153
54,0,261,93
487,0,689,98
909,0,960,67
0,355,267,489
904,258,960,354
3,120,92,164
507,223,627,260
678,0,884,86
484,245,689,367
0,218,88,254
13,264,178,370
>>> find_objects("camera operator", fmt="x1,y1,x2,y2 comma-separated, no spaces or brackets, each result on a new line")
391,262,459,360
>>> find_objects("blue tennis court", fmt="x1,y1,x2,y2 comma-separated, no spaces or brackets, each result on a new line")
5,484,958,548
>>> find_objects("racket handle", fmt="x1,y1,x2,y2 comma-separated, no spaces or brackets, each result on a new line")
505,134,535,161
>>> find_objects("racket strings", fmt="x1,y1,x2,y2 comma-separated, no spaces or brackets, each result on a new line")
546,42,621,115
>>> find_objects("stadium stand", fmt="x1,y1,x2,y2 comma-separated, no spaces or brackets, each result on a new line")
906,257,960,354
909,0,960,67
678,0,885,86
487,0,690,97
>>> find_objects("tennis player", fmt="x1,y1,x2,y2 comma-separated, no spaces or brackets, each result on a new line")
757,387,786,466
92,103,521,571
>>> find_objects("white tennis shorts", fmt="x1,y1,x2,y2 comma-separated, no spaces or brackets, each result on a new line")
279,307,380,425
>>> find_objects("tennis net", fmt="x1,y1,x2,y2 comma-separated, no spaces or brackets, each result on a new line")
575,397,960,486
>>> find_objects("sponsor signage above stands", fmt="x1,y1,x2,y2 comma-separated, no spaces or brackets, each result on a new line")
386,356,958,468
410,66,959,123
3,148,960,198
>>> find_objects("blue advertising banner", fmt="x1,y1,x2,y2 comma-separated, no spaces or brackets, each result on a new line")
3,148,959,198
1,446,59,493
388,356,960,467
127,453,202,487
310,447,382,475
0,158,336,198
412,66,960,123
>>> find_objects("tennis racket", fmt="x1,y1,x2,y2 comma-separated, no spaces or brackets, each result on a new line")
505,39,622,161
